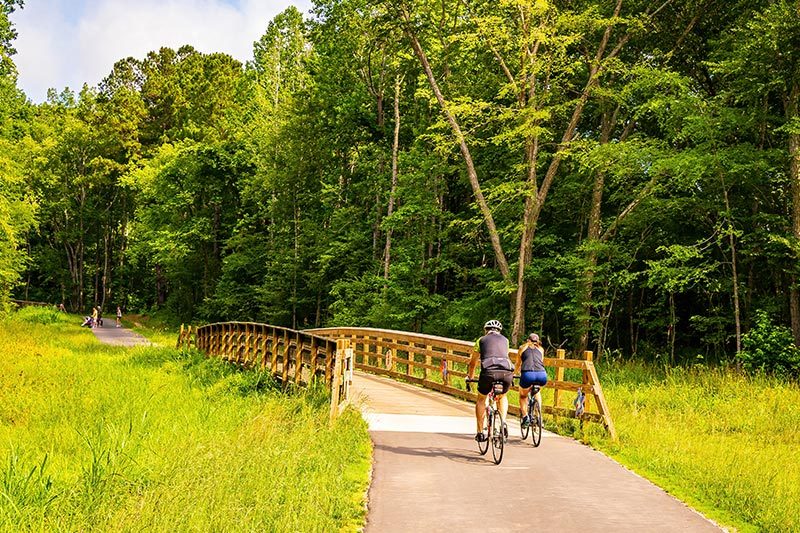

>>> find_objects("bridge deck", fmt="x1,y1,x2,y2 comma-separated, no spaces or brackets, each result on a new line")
351,371,720,533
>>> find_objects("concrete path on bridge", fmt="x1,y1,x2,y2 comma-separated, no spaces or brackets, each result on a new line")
351,371,722,533
90,320,152,347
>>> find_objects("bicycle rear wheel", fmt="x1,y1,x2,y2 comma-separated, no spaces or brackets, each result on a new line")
531,399,543,447
490,410,504,464
478,408,490,455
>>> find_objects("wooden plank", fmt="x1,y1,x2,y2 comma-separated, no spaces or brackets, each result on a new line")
443,349,451,386
582,350,593,414
324,338,333,387
295,332,303,386
542,357,590,369
354,338,472,360
586,362,618,441
424,344,432,380
271,327,279,372
329,339,344,423
310,336,319,380
281,330,290,384
308,326,476,350
553,349,566,410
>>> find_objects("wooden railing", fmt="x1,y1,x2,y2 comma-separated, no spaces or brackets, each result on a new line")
10,299,53,308
309,327,617,439
187,322,353,421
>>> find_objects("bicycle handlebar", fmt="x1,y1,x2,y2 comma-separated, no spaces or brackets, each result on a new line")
465,377,476,393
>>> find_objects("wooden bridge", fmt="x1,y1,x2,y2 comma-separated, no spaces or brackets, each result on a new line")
180,321,721,531
182,322,616,437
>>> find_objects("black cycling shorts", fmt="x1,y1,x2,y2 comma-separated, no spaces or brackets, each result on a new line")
478,369,513,396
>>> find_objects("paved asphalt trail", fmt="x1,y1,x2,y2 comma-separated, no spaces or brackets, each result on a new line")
351,371,722,533
90,319,152,347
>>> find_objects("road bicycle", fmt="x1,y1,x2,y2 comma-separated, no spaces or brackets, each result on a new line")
518,381,543,447
466,378,507,464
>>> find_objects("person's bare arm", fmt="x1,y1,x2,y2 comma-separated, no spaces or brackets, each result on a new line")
467,350,479,380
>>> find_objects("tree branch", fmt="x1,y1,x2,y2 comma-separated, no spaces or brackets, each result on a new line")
398,2,511,279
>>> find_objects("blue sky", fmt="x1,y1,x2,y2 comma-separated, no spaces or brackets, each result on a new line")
10,0,313,102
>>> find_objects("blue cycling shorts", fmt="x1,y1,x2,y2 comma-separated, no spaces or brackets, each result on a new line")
520,370,547,389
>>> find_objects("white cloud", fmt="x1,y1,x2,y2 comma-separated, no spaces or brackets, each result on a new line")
10,0,313,102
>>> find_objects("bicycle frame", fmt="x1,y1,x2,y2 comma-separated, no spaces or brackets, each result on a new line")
467,378,507,464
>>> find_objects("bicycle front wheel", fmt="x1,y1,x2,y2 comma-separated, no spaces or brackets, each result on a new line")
491,410,504,464
478,409,490,455
531,399,543,447
521,398,531,440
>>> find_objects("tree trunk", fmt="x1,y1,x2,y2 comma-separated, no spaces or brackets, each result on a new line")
102,227,111,311
384,76,402,281
155,264,167,306
292,196,299,330
787,81,800,346
511,135,539,345
400,8,510,280
789,131,800,346
721,183,742,356
401,0,628,339
669,292,676,364
576,111,616,352
509,19,541,346
576,111,635,352
577,168,606,353
78,186,85,311
510,1,627,344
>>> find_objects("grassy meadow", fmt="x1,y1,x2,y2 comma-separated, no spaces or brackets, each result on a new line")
575,361,800,532
0,308,371,532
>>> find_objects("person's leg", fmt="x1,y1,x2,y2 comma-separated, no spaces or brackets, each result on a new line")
497,393,508,423
518,386,528,417
534,373,547,412
475,393,487,433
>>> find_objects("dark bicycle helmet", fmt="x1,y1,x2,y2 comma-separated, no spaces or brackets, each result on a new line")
484,319,502,331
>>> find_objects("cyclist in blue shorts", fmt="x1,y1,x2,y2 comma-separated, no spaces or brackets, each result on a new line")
515,333,548,428
467,320,514,443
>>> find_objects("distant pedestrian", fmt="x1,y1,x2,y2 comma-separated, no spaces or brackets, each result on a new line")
91,307,98,328
58,303,66,313
116,306,122,328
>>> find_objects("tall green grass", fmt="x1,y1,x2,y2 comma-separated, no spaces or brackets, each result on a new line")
0,314,371,531
584,361,800,532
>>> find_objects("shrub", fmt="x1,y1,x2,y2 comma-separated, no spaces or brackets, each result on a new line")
738,311,800,379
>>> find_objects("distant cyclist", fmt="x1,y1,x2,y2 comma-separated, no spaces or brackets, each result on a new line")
467,320,513,443
515,333,548,428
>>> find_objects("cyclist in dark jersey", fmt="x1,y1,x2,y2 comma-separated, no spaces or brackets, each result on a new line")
514,333,548,428
467,320,514,442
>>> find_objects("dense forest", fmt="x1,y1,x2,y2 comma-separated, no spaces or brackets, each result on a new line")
1,0,799,372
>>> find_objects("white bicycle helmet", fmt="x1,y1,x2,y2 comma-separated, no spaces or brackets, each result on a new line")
483,319,502,331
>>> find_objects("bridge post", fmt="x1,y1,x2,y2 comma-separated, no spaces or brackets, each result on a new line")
553,349,566,409
424,344,432,381
583,350,593,415
443,349,452,386
330,338,352,422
